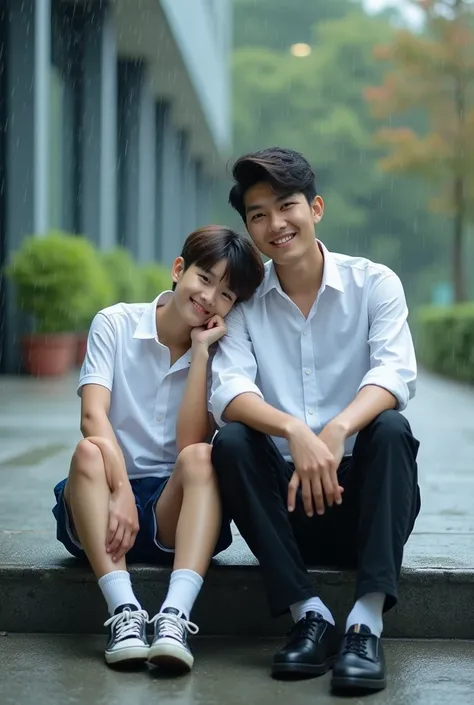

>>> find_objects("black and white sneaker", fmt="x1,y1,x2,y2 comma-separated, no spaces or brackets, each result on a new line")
104,604,149,666
148,607,199,672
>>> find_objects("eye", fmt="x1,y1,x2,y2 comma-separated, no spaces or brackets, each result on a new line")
251,212,264,222
198,273,210,283
222,292,234,301
281,201,296,210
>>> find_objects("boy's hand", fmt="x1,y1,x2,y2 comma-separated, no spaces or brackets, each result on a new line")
191,314,227,349
286,420,343,517
106,483,139,562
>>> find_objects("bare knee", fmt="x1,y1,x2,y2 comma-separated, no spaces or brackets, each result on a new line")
70,438,105,483
175,443,215,485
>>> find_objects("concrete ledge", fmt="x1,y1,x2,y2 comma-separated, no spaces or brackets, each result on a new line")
1,534,473,638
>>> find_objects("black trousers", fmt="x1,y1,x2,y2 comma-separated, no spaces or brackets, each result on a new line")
211,410,421,618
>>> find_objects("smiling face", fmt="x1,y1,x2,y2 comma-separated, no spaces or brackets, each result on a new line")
171,258,237,326
244,182,324,266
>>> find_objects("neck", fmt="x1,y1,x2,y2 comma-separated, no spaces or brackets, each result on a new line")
274,240,324,298
155,297,192,350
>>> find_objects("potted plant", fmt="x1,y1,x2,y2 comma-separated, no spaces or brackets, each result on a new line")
6,231,105,377
74,257,114,367
139,262,172,301
101,247,142,303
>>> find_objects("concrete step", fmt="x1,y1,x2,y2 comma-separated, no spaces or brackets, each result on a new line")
1,532,473,638
2,634,474,705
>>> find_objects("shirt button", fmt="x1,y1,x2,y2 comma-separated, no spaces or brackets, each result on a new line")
308,408,314,415
303,330,308,336
304,368,311,375
156,416,163,423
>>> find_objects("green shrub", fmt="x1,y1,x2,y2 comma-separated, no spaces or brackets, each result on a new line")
139,262,172,301
74,258,114,331
416,304,474,383
6,231,108,334
101,247,142,303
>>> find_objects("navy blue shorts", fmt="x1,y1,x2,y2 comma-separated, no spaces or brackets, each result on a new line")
52,475,233,564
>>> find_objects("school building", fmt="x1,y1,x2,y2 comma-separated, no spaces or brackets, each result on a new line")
0,0,232,372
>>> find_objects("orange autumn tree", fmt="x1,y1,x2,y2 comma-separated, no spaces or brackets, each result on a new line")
366,0,474,302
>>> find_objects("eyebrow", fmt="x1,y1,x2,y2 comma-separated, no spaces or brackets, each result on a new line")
245,192,297,214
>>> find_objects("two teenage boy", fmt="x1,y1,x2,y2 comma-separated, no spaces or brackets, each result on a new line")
53,147,420,694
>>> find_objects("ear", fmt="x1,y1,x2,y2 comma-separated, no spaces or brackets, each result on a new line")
171,257,185,286
311,195,324,224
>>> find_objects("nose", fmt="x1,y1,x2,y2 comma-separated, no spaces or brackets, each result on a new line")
269,210,287,233
201,288,216,309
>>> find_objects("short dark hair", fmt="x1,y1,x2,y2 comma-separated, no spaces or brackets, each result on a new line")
174,225,264,302
229,147,317,223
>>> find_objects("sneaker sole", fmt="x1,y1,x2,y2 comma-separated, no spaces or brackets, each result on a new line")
331,675,387,692
148,644,194,672
271,655,336,679
105,645,150,667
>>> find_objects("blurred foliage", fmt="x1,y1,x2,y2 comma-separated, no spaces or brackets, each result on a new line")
6,231,110,334
233,0,349,51
100,247,143,304
139,263,172,302
366,0,474,302
417,303,474,382
216,0,459,308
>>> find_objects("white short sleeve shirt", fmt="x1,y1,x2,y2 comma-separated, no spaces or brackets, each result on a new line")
78,292,207,479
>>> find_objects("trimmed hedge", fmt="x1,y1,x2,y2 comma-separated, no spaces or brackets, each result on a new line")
417,304,474,383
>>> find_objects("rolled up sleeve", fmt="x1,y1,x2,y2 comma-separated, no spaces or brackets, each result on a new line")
358,273,417,411
77,312,116,395
210,305,263,426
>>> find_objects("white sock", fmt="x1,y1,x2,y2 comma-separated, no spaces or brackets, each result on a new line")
160,569,204,620
345,592,385,637
98,570,141,616
290,597,335,626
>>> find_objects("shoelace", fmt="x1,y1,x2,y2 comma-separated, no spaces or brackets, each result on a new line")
149,612,199,642
287,615,323,645
343,632,370,658
104,609,148,641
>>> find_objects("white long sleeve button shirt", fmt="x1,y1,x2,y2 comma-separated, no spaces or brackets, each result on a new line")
210,241,417,459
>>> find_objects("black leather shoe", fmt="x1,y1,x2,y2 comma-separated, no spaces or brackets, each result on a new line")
271,611,340,679
331,624,386,692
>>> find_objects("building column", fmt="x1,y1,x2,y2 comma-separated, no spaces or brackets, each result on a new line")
180,133,197,241
79,1,117,251
196,161,214,228
2,0,51,373
155,102,181,265
118,60,156,263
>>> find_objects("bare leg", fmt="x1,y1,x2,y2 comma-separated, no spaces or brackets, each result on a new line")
65,438,126,578
148,444,222,671
155,443,222,576
64,439,148,666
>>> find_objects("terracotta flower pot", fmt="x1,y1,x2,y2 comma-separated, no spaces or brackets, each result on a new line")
75,333,88,367
21,333,76,377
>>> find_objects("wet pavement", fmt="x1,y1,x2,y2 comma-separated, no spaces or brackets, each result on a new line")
1,634,474,705
0,369,473,702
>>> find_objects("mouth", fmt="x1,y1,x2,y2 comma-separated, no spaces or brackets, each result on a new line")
269,232,297,248
190,298,209,316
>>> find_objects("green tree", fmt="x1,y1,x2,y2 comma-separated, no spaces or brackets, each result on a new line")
233,0,349,51
220,7,448,303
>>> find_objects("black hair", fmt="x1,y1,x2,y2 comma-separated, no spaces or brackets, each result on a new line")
173,225,264,302
229,147,317,223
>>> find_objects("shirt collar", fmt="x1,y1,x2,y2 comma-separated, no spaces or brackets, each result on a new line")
133,291,173,340
258,239,344,298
